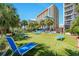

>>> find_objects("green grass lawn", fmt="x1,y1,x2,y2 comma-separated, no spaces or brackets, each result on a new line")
14,32,79,56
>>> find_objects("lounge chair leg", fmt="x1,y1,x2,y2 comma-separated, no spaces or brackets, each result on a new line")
11,52,14,56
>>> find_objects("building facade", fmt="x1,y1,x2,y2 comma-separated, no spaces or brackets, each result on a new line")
37,4,59,32
64,3,79,30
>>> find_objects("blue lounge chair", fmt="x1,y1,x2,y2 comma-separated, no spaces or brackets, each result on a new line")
56,35,64,40
6,36,37,56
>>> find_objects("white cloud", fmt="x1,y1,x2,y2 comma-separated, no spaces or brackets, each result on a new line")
59,24,64,27
30,19,36,21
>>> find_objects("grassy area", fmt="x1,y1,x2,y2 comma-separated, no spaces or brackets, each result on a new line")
0,32,79,56
14,32,79,56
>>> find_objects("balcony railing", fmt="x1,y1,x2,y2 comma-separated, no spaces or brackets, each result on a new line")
64,3,73,8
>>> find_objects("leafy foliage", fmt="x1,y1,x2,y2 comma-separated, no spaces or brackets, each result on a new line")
21,20,28,26
75,4,79,13
70,16,79,35
27,21,40,31
0,4,20,33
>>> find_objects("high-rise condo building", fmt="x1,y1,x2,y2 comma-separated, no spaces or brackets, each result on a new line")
64,3,79,30
36,4,59,32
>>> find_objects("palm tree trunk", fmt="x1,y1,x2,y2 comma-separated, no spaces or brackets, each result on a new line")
49,26,51,31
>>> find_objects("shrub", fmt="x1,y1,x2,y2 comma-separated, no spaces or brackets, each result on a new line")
0,42,6,51
12,33,26,41
65,29,70,32
73,26,79,35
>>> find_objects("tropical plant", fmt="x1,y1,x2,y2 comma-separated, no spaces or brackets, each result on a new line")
44,16,54,31
40,20,45,29
27,21,40,31
73,26,79,35
65,29,70,32
21,20,28,26
0,39,6,51
70,16,79,36
69,4,79,38
0,4,20,34
75,4,79,13
21,20,28,31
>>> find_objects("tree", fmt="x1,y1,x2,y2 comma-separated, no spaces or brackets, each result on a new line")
70,4,79,34
76,4,79,13
28,21,39,31
21,20,28,30
44,16,54,31
69,4,79,39
0,4,20,33
33,21,40,30
73,26,79,35
40,20,45,29
21,20,28,26
70,16,79,35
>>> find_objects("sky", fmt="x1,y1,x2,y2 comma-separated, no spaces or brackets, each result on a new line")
13,3,64,26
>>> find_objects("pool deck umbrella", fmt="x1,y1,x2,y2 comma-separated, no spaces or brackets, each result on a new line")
6,36,37,56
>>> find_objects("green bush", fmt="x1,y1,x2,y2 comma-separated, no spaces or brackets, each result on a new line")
73,26,79,35
65,29,70,32
12,33,26,41
70,16,79,34
0,39,6,51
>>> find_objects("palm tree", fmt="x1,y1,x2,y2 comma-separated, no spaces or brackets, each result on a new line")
75,4,79,13
28,21,34,31
71,4,79,38
21,20,28,30
28,21,39,31
21,20,28,26
44,16,54,31
70,16,79,36
40,20,45,29
33,21,40,30
0,4,20,34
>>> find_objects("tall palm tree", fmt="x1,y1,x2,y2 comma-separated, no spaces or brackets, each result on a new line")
28,21,34,31
75,4,79,13
40,20,45,29
33,21,40,30
0,3,20,33
21,20,28,26
44,16,54,31
21,20,28,30
70,4,79,38
28,21,39,31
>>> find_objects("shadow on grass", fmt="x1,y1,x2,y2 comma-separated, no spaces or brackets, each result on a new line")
5,43,79,56
5,49,12,56
65,48,79,56
24,44,56,56
0,52,3,56
5,43,56,56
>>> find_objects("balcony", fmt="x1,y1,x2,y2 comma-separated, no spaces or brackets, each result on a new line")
65,13,73,16
65,7,73,12
64,3,73,8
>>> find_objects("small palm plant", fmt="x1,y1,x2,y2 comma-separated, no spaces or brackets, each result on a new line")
73,26,79,38
0,41,6,52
